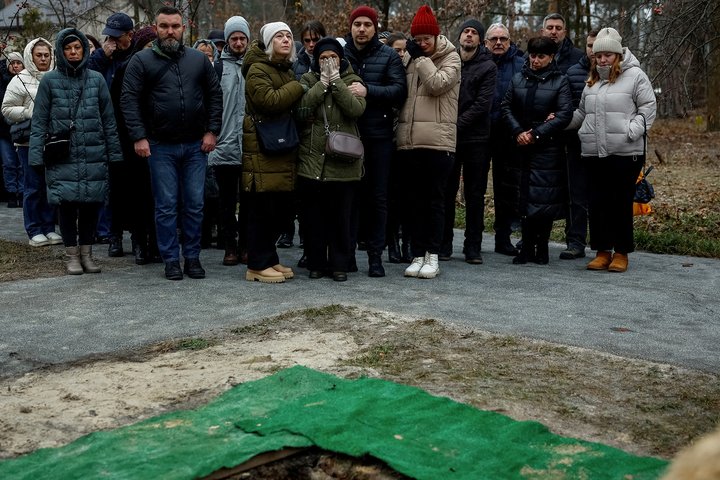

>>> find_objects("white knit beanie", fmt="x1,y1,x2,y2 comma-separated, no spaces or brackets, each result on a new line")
224,16,250,42
593,27,623,55
260,21,291,48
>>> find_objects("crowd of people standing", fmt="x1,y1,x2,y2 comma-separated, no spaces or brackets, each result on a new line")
0,5,656,281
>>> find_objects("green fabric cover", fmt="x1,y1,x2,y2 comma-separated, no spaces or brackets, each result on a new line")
0,366,669,479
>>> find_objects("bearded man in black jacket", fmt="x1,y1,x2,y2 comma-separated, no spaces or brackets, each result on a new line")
541,13,583,74
440,19,497,264
343,5,407,278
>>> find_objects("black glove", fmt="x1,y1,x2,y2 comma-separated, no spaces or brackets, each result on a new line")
406,39,424,59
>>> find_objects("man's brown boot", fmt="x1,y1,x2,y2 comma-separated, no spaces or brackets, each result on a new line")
586,251,612,270
223,247,239,266
608,253,629,272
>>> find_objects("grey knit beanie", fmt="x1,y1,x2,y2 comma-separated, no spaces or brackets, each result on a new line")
224,16,250,42
593,27,623,55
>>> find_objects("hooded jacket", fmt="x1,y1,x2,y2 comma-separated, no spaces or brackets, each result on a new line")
28,28,122,205
1,38,55,146
296,61,366,182
343,35,407,139
500,61,573,219
396,35,461,152
208,46,246,167
568,48,656,158
121,40,223,143
457,45,496,144
241,41,304,192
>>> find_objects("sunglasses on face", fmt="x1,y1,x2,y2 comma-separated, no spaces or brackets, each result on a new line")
303,37,320,44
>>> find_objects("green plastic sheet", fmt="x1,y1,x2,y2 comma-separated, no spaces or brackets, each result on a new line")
0,366,669,479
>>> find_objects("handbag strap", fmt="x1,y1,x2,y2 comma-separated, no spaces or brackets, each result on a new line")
69,72,86,130
321,93,331,136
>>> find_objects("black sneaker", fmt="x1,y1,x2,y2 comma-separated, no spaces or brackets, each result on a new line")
438,243,453,261
276,233,293,248
164,260,183,280
108,236,124,257
559,247,586,260
494,240,518,257
464,245,484,265
184,258,206,279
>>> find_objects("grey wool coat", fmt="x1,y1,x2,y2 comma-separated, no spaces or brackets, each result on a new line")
29,28,122,205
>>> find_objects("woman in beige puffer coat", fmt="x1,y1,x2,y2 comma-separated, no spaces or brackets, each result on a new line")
396,5,460,280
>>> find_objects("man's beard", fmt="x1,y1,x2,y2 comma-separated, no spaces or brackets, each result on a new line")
159,37,181,54
461,43,478,52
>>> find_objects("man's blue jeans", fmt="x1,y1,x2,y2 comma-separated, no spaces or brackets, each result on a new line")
1,138,22,194
147,140,206,262
17,146,55,238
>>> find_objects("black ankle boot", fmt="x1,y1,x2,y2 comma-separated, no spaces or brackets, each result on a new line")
132,240,148,265
387,236,402,263
534,242,549,264
368,253,385,277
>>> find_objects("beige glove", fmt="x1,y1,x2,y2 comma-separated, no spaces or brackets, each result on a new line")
328,57,341,84
320,58,331,86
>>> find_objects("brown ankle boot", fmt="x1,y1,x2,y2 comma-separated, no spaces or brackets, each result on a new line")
586,251,612,270
65,246,83,275
608,253,628,272
79,245,101,273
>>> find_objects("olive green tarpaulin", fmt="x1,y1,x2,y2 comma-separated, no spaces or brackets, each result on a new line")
0,366,669,479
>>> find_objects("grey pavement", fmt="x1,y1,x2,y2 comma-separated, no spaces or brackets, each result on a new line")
1,205,718,379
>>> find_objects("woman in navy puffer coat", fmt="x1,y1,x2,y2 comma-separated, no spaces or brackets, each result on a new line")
29,28,122,275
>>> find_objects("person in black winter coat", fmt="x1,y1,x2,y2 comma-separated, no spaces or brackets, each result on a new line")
121,6,223,281
485,23,525,256
441,19,497,264
109,26,160,265
542,13,583,74
501,37,573,265
343,5,407,278
559,30,598,261
0,53,24,207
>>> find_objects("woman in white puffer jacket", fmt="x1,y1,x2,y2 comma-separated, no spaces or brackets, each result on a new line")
568,27,656,273
1,37,60,247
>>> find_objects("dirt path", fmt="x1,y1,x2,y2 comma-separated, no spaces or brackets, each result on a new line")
1,306,717,462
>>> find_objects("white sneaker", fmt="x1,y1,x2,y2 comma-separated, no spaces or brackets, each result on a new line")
418,253,440,279
404,256,425,277
45,232,63,245
29,234,50,247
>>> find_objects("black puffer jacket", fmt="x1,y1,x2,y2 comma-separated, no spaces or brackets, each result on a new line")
565,54,590,108
554,37,584,75
457,46,496,144
489,43,524,126
291,48,312,80
500,62,573,219
121,42,223,143
344,35,407,139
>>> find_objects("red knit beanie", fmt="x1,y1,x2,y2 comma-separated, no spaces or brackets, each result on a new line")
349,6,378,30
411,5,440,37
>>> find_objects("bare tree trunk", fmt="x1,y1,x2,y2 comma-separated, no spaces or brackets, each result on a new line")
708,7,720,130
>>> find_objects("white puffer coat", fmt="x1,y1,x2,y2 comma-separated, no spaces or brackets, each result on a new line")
1,38,55,146
569,47,656,158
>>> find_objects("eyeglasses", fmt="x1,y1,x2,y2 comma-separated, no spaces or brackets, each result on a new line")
303,37,320,44
487,36,509,43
